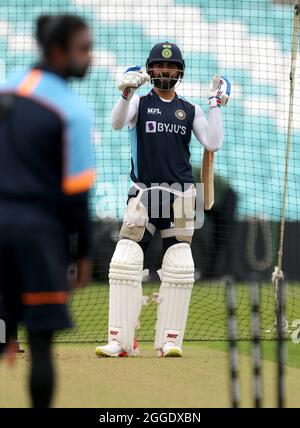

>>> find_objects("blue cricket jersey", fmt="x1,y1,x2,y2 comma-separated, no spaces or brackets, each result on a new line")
0,66,94,228
131,89,195,185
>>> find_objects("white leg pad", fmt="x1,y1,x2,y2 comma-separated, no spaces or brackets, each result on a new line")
154,243,194,350
108,239,143,352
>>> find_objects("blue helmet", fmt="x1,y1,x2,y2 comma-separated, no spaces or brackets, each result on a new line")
146,42,185,89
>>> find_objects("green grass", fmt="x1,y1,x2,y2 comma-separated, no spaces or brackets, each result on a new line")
14,282,300,407
205,340,300,370
18,281,300,343
1,342,300,408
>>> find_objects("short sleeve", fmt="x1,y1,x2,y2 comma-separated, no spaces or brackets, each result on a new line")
62,109,95,195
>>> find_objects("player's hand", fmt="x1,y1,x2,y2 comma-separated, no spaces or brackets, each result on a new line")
208,75,231,108
69,258,92,290
118,65,150,100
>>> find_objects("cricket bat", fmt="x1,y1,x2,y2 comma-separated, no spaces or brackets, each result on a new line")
201,149,214,210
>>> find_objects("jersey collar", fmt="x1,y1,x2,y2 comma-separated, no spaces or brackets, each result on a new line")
151,89,178,103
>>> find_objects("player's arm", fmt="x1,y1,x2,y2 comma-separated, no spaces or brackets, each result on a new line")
193,104,223,151
111,94,140,130
111,65,149,130
62,108,95,289
193,75,230,151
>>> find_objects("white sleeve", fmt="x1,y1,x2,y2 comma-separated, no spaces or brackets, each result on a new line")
192,104,223,152
111,94,140,130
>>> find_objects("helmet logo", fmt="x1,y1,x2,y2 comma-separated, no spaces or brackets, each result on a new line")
175,109,186,120
162,48,172,59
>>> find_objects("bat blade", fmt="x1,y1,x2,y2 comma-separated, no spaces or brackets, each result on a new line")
201,149,214,210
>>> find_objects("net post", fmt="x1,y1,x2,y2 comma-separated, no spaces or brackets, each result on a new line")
225,277,240,408
276,276,286,408
250,281,262,408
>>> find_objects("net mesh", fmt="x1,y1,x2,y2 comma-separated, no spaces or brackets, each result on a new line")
1,0,300,342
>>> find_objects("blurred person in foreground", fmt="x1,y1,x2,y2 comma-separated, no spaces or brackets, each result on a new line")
0,14,94,408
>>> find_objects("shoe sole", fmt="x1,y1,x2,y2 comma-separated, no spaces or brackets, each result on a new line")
162,348,183,358
95,348,139,358
127,350,139,357
95,349,122,358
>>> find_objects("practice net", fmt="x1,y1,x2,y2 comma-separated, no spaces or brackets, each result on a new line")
2,0,300,342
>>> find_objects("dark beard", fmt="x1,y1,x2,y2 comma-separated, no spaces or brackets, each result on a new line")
153,77,177,90
65,61,90,78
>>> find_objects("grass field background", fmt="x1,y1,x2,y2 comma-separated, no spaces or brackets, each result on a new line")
18,281,300,343
4,281,300,407
1,341,300,408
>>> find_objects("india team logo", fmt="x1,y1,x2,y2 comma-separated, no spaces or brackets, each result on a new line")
162,48,172,59
146,121,157,133
175,109,186,120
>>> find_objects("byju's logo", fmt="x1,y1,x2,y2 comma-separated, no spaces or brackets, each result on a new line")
0,319,6,344
146,121,157,133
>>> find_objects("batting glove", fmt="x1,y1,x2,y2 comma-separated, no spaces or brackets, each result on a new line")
118,65,150,101
208,75,231,108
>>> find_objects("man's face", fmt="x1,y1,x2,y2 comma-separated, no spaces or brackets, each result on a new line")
150,61,181,90
64,27,92,78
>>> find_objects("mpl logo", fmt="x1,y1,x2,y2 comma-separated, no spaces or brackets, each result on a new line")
147,108,161,115
146,121,157,133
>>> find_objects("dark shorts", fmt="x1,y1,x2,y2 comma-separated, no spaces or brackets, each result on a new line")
123,184,195,254
0,225,72,336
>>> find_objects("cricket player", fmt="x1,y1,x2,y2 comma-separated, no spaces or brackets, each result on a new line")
96,42,230,358
0,15,94,407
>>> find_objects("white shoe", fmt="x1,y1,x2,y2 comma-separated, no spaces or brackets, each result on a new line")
95,338,139,358
158,342,183,358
